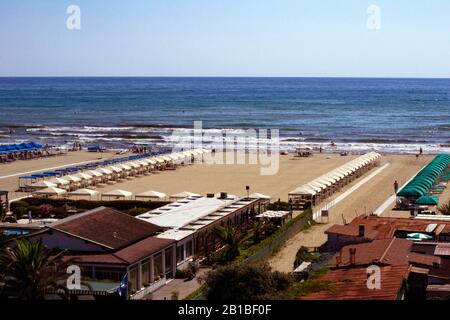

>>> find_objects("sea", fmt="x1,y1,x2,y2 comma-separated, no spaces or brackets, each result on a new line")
0,77,449,154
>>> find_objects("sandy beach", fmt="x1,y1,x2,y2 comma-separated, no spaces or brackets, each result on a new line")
0,151,118,199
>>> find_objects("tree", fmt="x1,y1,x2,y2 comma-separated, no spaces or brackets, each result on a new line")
0,239,69,300
212,225,252,262
438,202,450,215
203,262,291,300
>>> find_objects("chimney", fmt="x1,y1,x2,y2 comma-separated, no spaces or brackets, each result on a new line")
220,192,228,199
358,224,365,237
206,193,215,198
349,248,356,265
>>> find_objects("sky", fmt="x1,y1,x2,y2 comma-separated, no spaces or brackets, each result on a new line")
1,0,450,77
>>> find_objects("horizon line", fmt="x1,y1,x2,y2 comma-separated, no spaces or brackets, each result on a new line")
1,75,450,80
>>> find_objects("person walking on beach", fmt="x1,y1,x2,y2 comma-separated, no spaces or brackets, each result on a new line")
394,180,399,195
419,147,423,155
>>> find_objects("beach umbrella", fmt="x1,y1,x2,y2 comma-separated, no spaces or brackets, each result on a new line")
117,163,132,171
406,233,433,240
30,181,57,188
415,195,439,206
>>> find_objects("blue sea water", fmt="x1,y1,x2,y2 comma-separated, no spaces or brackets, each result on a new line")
0,77,449,153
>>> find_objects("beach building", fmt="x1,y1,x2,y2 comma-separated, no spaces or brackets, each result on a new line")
22,207,177,299
288,152,381,209
137,193,269,268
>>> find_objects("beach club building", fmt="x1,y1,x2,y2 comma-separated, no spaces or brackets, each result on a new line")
137,193,269,268
23,207,177,299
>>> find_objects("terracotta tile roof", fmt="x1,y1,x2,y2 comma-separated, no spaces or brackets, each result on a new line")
332,238,441,268
302,265,411,300
435,243,450,256
49,207,163,250
61,236,175,265
326,216,450,240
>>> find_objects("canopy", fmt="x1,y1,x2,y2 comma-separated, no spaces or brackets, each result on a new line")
69,188,99,196
35,186,67,195
60,175,82,183
249,192,271,199
96,168,113,175
415,195,439,206
136,190,166,199
48,177,70,186
170,191,201,199
31,181,57,188
75,172,93,180
102,189,133,197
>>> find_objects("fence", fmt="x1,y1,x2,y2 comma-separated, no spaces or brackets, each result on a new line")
243,209,314,264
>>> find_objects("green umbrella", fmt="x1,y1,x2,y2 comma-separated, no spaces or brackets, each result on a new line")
415,195,439,206
406,233,433,240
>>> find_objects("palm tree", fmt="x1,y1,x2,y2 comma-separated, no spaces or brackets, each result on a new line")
212,225,253,262
0,239,69,300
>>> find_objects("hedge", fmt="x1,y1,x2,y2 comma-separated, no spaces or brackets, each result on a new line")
10,197,170,216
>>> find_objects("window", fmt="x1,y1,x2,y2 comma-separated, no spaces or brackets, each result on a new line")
154,253,163,280
129,267,138,294
165,247,174,278
177,245,184,263
185,240,193,258
142,259,151,286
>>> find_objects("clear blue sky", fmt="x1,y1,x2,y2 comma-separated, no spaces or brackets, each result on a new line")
1,0,450,77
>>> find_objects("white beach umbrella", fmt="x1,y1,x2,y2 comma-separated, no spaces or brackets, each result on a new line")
161,156,172,162
31,181,58,188
153,157,165,163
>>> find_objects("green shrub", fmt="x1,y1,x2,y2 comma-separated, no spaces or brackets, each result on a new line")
12,206,28,220
18,198,169,213
50,207,68,219
125,207,150,216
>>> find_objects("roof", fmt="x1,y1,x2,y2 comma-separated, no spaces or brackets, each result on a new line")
137,196,258,229
49,207,163,250
301,265,410,300
332,238,441,268
325,216,450,240
102,189,133,197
